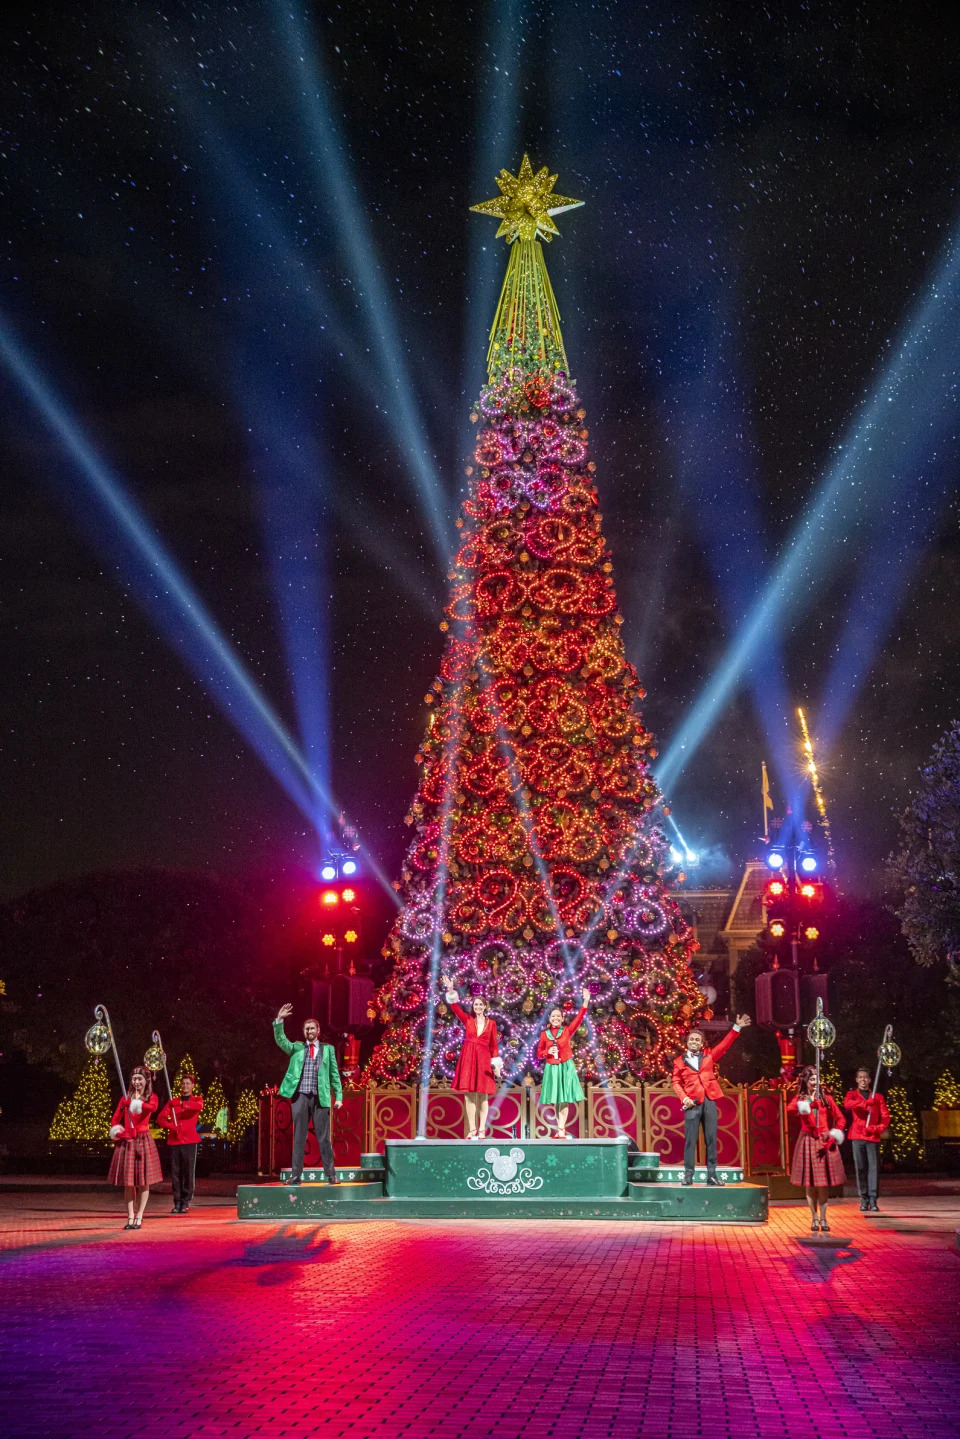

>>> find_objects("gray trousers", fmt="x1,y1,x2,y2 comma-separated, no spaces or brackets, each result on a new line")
684,1098,719,1176
851,1139,880,1201
290,1091,335,1180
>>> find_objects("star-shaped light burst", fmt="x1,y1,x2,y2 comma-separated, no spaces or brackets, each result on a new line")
470,155,583,244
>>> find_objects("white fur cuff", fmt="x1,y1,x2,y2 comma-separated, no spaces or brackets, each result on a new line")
797,1099,811,1114
110,1124,124,1139
829,1128,844,1144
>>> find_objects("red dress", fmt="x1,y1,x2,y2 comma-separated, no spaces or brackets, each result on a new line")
788,1091,846,1187
107,1093,163,1188
449,1003,499,1095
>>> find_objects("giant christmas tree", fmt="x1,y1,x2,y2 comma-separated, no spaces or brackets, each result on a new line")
367,157,702,1087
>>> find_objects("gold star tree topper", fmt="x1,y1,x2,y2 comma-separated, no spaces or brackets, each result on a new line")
470,155,583,243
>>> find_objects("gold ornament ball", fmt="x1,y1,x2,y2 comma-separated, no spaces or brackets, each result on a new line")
143,1044,166,1073
807,1015,837,1050
84,1021,111,1056
879,1039,902,1069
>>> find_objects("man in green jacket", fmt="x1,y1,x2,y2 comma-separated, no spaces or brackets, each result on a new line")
274,1003,343,1186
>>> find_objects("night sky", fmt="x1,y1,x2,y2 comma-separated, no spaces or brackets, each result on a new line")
2,1,959,904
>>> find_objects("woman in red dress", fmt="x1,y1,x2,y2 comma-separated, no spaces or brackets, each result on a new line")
441,974,503,1140
787,1065,846,1232
107,1065,162,1229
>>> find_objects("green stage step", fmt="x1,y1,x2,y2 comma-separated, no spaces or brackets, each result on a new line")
278,1166,382,1183
630,1165,744,1184
361,1153,385,1170
384,1137,629,1199
236,1180,767,1223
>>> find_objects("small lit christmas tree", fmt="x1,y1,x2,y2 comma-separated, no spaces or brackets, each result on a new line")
887,1084,922,1165
49,1057,113,1142
933,1069,960,1108
819,1057,842,1098
227,1088,258,1142
201,1076,228,1135
172,1054,199,1096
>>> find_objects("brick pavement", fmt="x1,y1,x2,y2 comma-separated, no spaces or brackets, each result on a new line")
0,1192,958,1439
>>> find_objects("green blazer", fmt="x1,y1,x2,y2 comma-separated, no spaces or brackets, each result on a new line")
273,1021,343,1106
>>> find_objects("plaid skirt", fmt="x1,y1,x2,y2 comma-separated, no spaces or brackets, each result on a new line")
790,1131,846,1188
108,1134,163,1188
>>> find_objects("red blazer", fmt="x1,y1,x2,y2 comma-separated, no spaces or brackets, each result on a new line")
450,1004,500,1059
844,1089,890,1141
671,1027,740,1104
538,1007,587,1065
157,1095,204,1146
787,1091,846,1146
110,1093,158,1141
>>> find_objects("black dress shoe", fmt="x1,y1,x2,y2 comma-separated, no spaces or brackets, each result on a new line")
869,1201,879,1212
706,1175,725,1187
860,1200,869,1211
681,1174,694,1186
327,1174,341,1186
288,1176,301,1186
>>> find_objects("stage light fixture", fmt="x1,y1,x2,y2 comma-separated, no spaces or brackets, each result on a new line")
767,851,785,870
799,882,817,899
321,890,339,906
341,888,356,903
321,933,336,946
800,855,818,873
803,925,820,941
320,863,337,881
344,929,359,944
765,879,786,898
342,860,358,876
769,920,787,939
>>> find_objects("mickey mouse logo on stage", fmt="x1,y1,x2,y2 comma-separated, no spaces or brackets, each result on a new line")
467,1146,544,1195
486,1146,524,1181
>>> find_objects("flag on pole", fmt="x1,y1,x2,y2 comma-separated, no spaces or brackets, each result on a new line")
762,762,774,838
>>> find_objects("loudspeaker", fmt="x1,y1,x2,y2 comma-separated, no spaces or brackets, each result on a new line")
755,969,800,1028
329,974,375,1031
800,973,829,1024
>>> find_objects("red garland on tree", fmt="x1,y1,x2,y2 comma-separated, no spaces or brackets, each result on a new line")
366,157,702,1087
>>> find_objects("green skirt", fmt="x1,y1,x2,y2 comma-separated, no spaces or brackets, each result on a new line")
539,1058,584,1106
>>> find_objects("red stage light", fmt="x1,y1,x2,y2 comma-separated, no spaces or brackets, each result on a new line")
803,925,820,941
799,883,816,899
769,920,787,939
321,932,336,946
765,879,786,898
344,929,359,944
321,890,339,905
342,888,356,902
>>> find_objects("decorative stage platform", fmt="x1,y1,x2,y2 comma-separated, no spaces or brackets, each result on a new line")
237,1138,767,1223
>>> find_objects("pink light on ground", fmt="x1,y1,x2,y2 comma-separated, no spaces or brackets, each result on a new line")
0,1193,958,1438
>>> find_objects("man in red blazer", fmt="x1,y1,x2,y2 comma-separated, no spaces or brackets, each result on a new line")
157,1073,204,1215
671,1014,751,1185
844,1066,890,1212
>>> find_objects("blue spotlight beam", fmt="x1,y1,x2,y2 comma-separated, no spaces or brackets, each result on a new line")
656,224,960,794
0,316,396,901
250,399,336,856
274,3,452,563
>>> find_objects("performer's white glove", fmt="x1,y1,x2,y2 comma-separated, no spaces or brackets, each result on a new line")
110,1124,124,1139
129,1097,143,1115
797,1099,811,1114
491,1057,504,1074
829,1128,844,1145
444,991,458,1005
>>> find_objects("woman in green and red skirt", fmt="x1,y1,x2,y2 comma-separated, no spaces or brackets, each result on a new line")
537,987,590,1138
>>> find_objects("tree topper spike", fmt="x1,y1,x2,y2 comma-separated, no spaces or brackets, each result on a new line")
470,154,583,244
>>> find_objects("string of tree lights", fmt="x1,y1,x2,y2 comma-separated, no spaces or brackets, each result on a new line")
366,159,702,1087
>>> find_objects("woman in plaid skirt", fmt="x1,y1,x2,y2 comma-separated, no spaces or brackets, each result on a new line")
787,1065,846,1233
108,1066,161,1229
